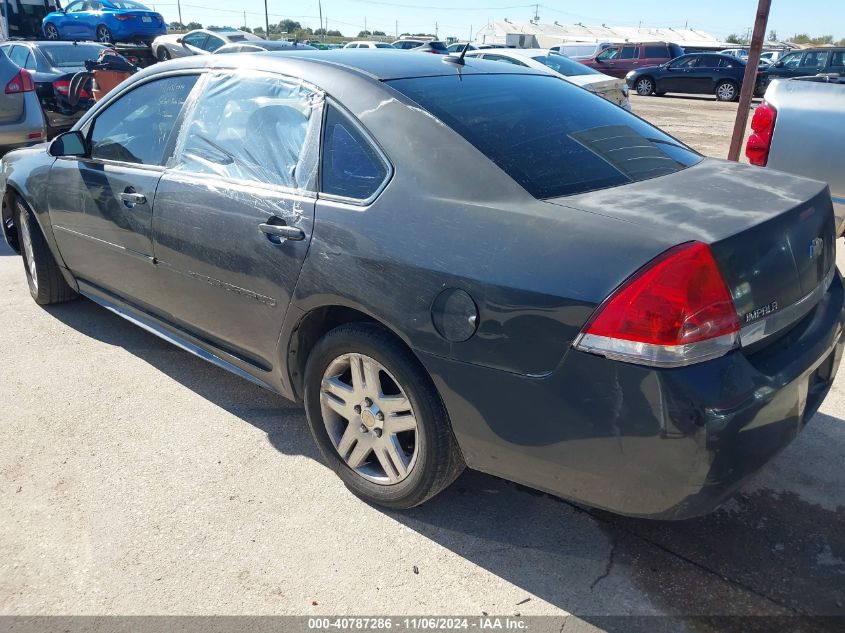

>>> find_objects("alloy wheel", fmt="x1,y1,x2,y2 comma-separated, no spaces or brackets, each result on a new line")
45,24,59,40
96,25,112,43
320,352,419,484
717,82,737,101
19,209,38,292
636,78,653,96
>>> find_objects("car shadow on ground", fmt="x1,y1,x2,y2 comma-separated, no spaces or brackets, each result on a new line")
44,297,845,632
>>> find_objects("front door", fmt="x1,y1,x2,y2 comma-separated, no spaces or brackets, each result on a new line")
48,73,200,300
150,71,322,370
659,55,700,93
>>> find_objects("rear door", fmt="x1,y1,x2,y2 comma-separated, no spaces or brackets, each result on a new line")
150,71,322,369
691,54,722,93
611,45,640,77
828,51,845,75
48,73,200,300
641,43,671,68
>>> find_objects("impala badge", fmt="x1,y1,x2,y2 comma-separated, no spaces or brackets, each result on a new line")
809,237,824,259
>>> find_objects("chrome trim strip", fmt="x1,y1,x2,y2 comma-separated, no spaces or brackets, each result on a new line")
573,331,739,368
740,265,836,347
81,291,275,391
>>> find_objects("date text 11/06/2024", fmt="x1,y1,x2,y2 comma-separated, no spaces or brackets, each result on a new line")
308,617,528,630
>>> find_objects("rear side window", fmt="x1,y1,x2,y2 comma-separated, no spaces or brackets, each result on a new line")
619,46,639,59
90,74,198,165
388,74,701,199
174,72,323,190
532,54,599,76
644,46,669,58
320,105,389,201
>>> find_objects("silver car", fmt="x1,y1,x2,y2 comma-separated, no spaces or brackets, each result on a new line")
465,48,631,110
152,27,261,61
0,48,46,152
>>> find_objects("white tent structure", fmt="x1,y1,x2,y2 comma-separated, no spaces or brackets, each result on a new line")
476,20,729,51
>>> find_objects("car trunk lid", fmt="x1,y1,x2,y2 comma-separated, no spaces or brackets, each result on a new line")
544,158,837,345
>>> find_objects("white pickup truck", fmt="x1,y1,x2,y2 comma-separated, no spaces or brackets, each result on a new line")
747,75,845,234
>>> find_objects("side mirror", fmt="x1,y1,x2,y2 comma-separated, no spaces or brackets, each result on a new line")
49,130,87,158
176,37,183,44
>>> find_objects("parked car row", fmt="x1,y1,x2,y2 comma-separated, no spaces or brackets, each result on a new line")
2,50,842,521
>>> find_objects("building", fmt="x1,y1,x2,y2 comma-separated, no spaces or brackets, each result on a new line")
476,20,729,51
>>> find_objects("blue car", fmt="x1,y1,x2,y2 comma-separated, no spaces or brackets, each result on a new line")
43,0,165,44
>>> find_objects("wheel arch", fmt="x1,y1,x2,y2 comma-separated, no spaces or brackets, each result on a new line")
284,302,423,402
2,184,78,291
635,74,656,94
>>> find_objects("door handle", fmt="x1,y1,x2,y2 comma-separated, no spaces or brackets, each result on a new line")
120,191,146,207
259,222,305,242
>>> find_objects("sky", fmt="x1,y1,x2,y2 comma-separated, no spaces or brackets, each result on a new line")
146,0,845,42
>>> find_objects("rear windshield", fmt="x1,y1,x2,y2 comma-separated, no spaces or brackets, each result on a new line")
108,1,151,8
533,54,599,76
428,41,448,51
388,74,702,199
39,43,105,67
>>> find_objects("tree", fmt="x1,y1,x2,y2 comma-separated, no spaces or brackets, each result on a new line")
185,22,203,30
253,27,265,37
169,21,185,31
767,29,778,41
239,26,252,33
372,30,385,36
725,33,747,45
357,30,372,37
279,19,302,34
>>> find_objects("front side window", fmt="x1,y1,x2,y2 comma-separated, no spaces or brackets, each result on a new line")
670,55,699,69
182,32,207,48
388,74,702,199
89,74,198,165
596,47,618,61
174,72,323,190
320,104,389,201
779,52,801,68
66,1,87,12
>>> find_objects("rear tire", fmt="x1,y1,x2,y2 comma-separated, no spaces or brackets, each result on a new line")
635,77,655,96
44,23,60,40
96,24,113,43
716,80,739,102
14,200,77,305
304,322,465,509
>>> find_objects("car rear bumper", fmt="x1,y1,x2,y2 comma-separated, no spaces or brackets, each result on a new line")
419,271,845,520
0,92,47,150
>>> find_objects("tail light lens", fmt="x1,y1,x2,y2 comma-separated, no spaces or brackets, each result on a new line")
53,79,90,99
5,69,35,94
746,101,777,166
115,14,135,21
574,242,740,367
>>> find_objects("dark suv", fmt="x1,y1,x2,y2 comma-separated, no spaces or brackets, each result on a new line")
580,41,685,78
761,47,845,89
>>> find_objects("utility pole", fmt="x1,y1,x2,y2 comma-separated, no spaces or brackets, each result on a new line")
364,16,367,35
395,20,398,39
728,0,771,161
318,0,324,41
264,0,270,40
435,21,438,38
176,0,182,27
243,10,246,29
469,24,472,42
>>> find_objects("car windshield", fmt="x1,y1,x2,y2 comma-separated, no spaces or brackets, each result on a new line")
107,1,151,9
533,54,600,76
375,43,393,48
39,43,104,68
388,74,702,199
428,41,448,51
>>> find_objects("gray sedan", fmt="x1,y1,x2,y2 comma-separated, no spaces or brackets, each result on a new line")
0,47,46,152
1,50,842,519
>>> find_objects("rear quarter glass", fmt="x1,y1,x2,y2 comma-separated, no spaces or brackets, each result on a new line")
387,74,701,199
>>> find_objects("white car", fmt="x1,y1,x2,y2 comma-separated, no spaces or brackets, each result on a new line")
464,48,631,110
152,28,261,61
343,41,393,49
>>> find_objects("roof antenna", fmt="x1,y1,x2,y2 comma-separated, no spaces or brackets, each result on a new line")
443,42,470,66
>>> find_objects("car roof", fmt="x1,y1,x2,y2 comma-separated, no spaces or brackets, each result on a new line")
155,48,549,81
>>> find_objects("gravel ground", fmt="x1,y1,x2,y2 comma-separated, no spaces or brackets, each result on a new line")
1,96,843,630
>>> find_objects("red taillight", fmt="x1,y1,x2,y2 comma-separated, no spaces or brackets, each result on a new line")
115,13,135,21
5,69,35,94
575,242,740,367
53,79,90,99
746,101,777,167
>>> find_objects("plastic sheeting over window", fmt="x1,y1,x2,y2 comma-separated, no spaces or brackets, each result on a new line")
173,72,324,192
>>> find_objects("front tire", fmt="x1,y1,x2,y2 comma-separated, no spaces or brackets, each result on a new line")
44,23,60,40
14,200,77,305
716,80,739,102
304,322,464,509
96,24,113,43
156,46,171,61
635,77,654,96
